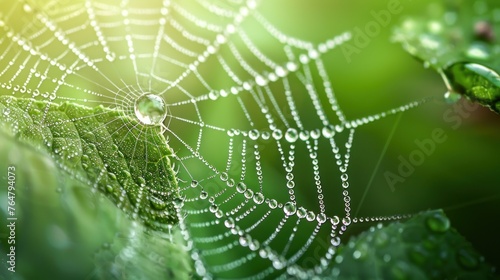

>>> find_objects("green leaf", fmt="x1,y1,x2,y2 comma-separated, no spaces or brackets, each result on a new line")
0,96,179,231
325,210,494,279
0,127,192,279
393,0,500,113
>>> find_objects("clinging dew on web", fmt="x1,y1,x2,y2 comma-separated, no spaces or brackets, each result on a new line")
0,0,432,279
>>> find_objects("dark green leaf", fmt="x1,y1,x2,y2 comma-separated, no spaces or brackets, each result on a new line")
0,127,192,279
325,210,494,279
0,96,179,231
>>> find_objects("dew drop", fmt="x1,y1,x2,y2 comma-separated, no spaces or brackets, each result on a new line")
105,184,114,193
199,191,208,199
331,236,341,247
341,174,348,182
224,217,235,229
283,202,296,216
425,212,450,233
244,189,254,199
284,128,298,143
316,213,327,224
272,129,283,140
296,207,307,218
134,93,168,125
173,197,184,208
236,182,247,193
306,211,316,222
149,195,167,210
190,180,199,188
209,204,219,213
215,209,223,218
268,199,278,209
253,192,265,204
219,172,229,182
248,129,260,140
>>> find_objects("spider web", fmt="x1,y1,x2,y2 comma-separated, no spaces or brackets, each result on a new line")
0,0,426,278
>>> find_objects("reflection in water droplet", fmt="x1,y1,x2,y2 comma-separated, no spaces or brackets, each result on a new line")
253,192,264,204
426,212,450,233
134,93,168,125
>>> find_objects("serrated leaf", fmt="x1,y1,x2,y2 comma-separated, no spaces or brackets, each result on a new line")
0,128,192,279
393,0,500,113
0,96,179,231
325,210,494,279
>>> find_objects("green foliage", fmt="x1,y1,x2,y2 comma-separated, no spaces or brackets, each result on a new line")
0,96,179,230
0,105,192,279
326,210,494,279
0,97,492,279
393,0,500,113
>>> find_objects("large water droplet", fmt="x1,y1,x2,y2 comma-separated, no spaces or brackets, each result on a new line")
224,217,235,229
253,192,265,204
443,62,500,113
425,212,450,233
268,199,278,209
134,93,168,125
236,182,247,193
283,202,296,216
316,213,327,224
285,128,298,143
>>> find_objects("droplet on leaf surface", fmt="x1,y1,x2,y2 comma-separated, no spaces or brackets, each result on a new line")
134,93,168,125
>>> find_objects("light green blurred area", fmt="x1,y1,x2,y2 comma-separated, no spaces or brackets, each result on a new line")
261,0,500,267
1,0,499,277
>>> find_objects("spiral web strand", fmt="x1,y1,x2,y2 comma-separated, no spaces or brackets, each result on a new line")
0,0,425,278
